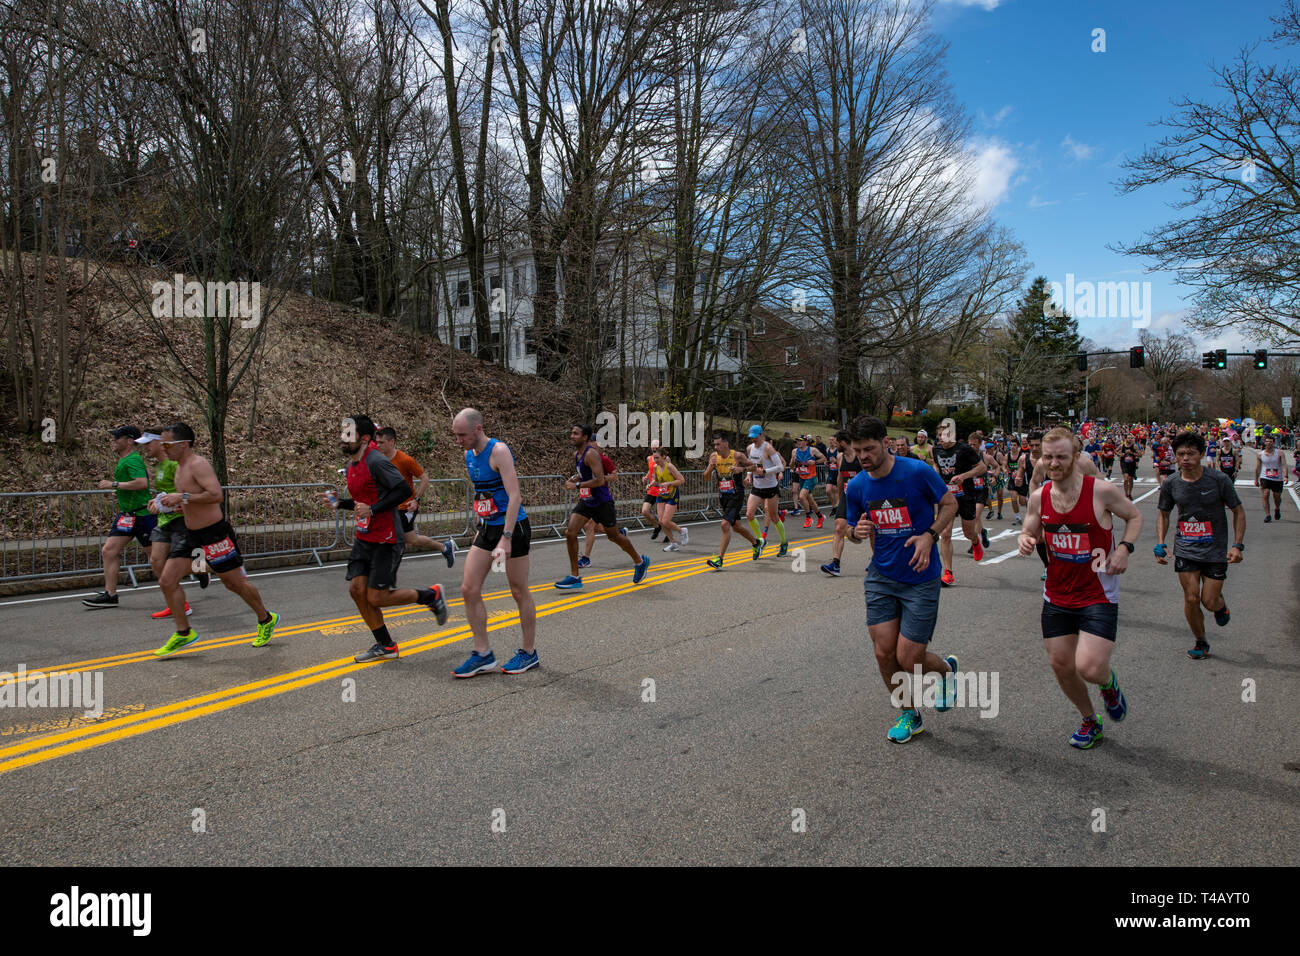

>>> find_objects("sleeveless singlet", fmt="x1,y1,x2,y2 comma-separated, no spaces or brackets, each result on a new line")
1259,448,1284,482
654,461,679,503
466,438,526,525
1041,475,1117,608
715,450,740,496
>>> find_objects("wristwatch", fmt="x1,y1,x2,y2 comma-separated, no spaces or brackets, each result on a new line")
503,530,513,538
1232,542,1244,551
112,481,119,489
182,493,190,504
1119,541,1135,553
927,528,939,541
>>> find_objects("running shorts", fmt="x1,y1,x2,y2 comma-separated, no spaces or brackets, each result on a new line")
1260,478,1284,493
956,495,977,521
109,511,156,548
750,485,779,500
399,508,418,534
473,517,532,558
574,499,619,529
187,519,244,574
719,493,744,526
1174,556,1227,580
643,493,659,505
864,565,941,644
1041,600,1118,642
346,539,403,590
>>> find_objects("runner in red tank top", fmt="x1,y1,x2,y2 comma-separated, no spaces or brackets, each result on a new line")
1019,428,1143,750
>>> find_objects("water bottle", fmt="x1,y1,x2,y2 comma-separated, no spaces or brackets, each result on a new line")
326,490,338,507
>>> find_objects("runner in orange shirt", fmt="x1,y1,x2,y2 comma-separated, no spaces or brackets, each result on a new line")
375,427,456,568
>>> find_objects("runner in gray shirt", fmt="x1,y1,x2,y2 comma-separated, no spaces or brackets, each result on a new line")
1154,430,1246,660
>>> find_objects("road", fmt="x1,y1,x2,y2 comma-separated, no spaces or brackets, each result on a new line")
0,452,1296,865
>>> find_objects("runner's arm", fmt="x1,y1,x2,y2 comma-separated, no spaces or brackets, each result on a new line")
492,441,523,536
702,453,716,482
414,471,429,502
1018,488,1043,551
666,461,685,486
182,458,224,506
367,455,411,515
578,447,606,488
1230,504,1246,549
1099,481,1143,545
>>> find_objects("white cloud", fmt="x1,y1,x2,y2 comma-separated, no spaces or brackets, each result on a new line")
977,105,1013,128
1061,134,1098,163
941,0,1004,10
966,138,1017,210
1028,193,1059,209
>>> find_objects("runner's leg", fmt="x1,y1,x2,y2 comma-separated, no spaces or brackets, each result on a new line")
1043,633,1094,719
461,545,493,655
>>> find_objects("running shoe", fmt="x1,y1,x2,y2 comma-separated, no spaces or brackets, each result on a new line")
650,526,661,541
934,655,960,712
196,572,210,589
752,540,764,561
802,516,813,529
251,610,280,647
790,507,801,515
452,649,495,676
972,542,984,561
151,602,191,619
980,528,990,548
1013,515,1022,525
1100,670,1127,722
887,709,923,743
1069,716,1103,749
578,555,591,568
984,509,994,520
1275,508,1281,520
821,560,840,577
420,584,449,625
664,541,680,552
1214,602,1230,627
443,540,456,568
707,556,723,570
1264,514,1272,523
154,629,199,657
355,642,399,663
620,526,629,538
941,569,954,586
816,514,824,529
633,554,650,583
555,575,583,589
500,648,539,674
82,591,118,609
777,542,788,557
680,527,689,546
1188,640,1210,660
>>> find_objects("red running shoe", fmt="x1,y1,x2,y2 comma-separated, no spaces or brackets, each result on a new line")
972,542,984,561
802,516,813,529
941,569,955,586
151,602,191,619
816,514,824,529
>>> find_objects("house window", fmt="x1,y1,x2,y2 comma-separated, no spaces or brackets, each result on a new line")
601,318,617,351
515,328,522,359
788,379,804,389
752,316,765,335
725,330,741,359
524,327,537,355
785,346,797,366
655,369,668,388
458,334,472,351
457,279,470,308
656,320,669,351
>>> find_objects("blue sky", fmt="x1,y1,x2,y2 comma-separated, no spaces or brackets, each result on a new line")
933,0,1283,352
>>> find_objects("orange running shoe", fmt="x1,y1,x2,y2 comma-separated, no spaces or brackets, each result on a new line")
816,514,824,529
972,542,984,561
802,516,813,529
151,602,191,619
941,569,955,586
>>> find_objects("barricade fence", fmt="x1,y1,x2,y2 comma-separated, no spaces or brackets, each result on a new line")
0,471,831,588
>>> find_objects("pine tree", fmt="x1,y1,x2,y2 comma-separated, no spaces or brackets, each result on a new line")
1007,276,1083,420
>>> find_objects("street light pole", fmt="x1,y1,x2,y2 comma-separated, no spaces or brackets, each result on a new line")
1084,365,1116,422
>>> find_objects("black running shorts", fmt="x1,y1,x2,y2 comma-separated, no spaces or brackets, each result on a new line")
473,518,532,558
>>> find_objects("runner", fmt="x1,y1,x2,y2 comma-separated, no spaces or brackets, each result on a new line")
821,430,864,576
1017,427,1143,749
930,418,987,585
1255,435,1288,522
910,429,934,465
1118,435,1140,500
792,435,827,529
449,407,539,675
824,441,841,511
745,425,787,558
1100,435,1116,479
316,415,448,663
1154,436,1176,487
651,448,687,552
842,415,959,744
704,434,758,569
970,432,994,548
892,437,916,459
642,440,664,540
1218,440,1238,484
142,431,208,620
374,426,456,567
1154,431,1245,660
83,426,156,608
153,423,282,656
1027,431,1103,582
555,424,650,587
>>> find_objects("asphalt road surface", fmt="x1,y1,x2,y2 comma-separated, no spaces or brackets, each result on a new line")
0,452,1296,865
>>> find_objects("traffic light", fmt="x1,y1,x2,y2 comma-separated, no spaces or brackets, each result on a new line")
1129,346,1145,369
1254,349,1268,369
1076,352,1088,372
1215,349,1227,369
1202,351,1216,369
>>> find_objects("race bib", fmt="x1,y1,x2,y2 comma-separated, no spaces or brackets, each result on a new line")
356,514,371,533
1221,457,1234,468
946,481,963,497
972,477,984,488
114,515,135,532
1048,529,1093,563
473,496,499,518
1178,520,1212,540
867,499,912,536
797,465,814,478
1265,467,1280,479
579,486,592,499
202,537,236,561
718,478,735,493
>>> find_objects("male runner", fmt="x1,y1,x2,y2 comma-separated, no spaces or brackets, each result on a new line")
792,435,827,529
142,431,207,619
1255,435,1288,522
1027,431,1103,581
317,415,448,662
555,424,650,588
745,425,788,557
155,423,281,656
893,437,916,459
1018,427,1142,749
1154,431,1245,659
1154,436,1176,487
910,429,934,465
450,407,540,676
84,426,156,608
822,430,864,577
930,419,987,584
374,426,456,566
843,415,959,744
1118,435,1140,500
970,433,994,547
1217,439,1238,483
704,435,758,569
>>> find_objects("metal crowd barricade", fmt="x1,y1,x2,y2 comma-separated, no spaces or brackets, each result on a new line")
338,477,474,548
221,483,342,566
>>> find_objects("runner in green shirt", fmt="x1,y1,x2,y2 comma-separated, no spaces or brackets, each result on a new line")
84,426,157,608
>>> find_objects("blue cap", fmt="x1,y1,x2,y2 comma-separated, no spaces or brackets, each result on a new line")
748,425,763,438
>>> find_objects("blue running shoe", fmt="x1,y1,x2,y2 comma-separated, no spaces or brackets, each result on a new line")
1213,602,1230,627
1188,640,1210,660
1069,715,1103,749
888,709,923,743
752,540,764,561
577,555,591,568
1100,670,1127,722
777,542,788,557
453,649,496,677
632,555,650,584
443,540,456,568
934,655,960,712
820,560,840,576
555,575,583,590
500,648,539,674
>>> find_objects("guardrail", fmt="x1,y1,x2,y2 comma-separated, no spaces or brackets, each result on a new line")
1,471,831,588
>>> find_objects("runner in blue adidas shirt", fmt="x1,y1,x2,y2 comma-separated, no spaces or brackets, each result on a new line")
842,416,961,744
